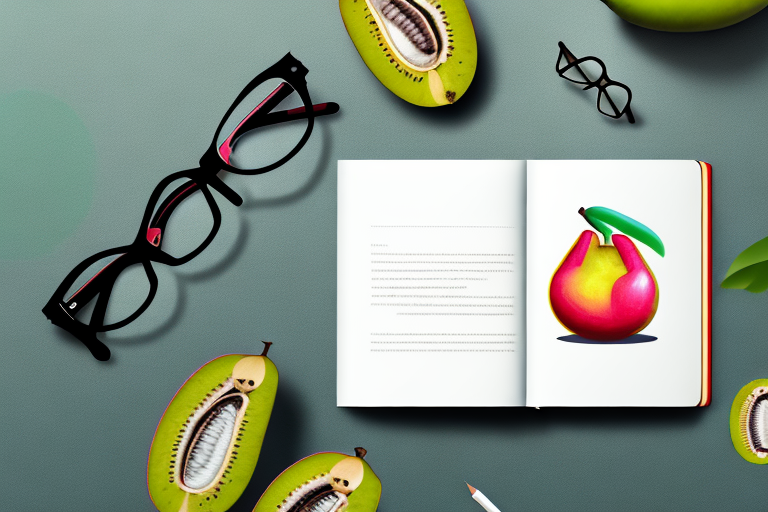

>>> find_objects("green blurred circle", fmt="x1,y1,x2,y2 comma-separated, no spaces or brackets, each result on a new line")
0,91,95,259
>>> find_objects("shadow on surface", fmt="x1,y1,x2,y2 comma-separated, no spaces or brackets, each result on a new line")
619,9,768,77
103,280,186,347
230,381,305,512
558,334,658,344
50,326,119,365
349,401,704,432
240,123,332,210
350,407,547,433
537,404,705,428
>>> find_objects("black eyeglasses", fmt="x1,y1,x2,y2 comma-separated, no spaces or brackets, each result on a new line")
556,41,635,124
43,53,339,361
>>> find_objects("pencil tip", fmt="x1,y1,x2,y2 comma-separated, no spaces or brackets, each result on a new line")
466,482,476,495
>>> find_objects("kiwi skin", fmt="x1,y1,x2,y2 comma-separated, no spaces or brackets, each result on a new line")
252,450,382,512
601,0,768,32
147,353,279,512
340,0,477,107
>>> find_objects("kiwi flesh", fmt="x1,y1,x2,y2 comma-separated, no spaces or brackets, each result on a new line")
730,379,768,464
148,343,279,511
252,447,382,512
340,0,477,106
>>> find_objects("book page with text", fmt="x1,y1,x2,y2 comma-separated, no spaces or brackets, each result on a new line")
526,160,702,407
338,160,526,406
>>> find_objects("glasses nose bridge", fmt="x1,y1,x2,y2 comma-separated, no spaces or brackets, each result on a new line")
579,58,607,81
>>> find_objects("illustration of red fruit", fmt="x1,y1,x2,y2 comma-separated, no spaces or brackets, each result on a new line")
549,207,664,341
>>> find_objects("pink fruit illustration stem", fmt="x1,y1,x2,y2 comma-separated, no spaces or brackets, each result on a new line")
579,207,613,244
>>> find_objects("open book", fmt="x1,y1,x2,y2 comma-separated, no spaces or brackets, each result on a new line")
337,160,712,407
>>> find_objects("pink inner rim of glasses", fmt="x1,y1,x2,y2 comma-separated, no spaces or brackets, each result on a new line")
67,257,121,301
217,82,289,165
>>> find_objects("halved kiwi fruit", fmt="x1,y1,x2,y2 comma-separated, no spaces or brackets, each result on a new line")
252,447,381,512
148,343,279,511
340,0,477,106
730,378,768,464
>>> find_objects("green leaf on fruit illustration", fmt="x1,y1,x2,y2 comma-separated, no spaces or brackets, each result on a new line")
580,206,665,257
549,206,664,343
722,236,768,293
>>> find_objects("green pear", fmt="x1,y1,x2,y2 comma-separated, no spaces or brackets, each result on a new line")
601,0,768,32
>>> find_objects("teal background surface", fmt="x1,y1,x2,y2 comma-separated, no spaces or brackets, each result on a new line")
2,1,767,510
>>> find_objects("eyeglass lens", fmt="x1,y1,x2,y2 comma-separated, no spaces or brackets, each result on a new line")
62,253,153,328
148,177,215,259
216,78,310,171
598,84,630,117
558,54,605,85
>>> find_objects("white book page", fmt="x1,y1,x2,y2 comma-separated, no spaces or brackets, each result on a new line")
526,160,702,407
338,160,526,406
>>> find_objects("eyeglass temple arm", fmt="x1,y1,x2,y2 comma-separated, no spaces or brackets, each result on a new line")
44,302,111,361
210,103,341,203
252,103,340,129
217,102,339,168
63,256,126,313
44,257,126,361
218,82,295,163
144,173,240,212
208,175,242,206
624,105,635,124
218,83,340,163
211,101,340,202
558,42,577,63
89,273,117,329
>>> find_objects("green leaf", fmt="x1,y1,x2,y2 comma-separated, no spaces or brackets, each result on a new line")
584,206,665,257
584,212,614,244
722,236,768,292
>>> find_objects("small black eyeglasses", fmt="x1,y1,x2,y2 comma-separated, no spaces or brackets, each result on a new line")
556,41,635,124
43,53,339,361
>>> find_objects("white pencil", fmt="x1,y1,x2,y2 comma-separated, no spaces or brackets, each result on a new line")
466,482,502,512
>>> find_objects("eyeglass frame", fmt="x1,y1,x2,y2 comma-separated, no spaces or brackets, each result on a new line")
42,53,339,361
556,41,635,124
